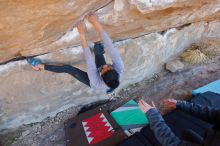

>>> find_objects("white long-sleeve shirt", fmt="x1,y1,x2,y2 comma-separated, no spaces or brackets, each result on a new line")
83,32,124,91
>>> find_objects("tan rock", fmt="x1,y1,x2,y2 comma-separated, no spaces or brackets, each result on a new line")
0,0,220,63
166,60,184,72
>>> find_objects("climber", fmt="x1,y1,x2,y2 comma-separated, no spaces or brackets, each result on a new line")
27,13,124,94
138,99,220,146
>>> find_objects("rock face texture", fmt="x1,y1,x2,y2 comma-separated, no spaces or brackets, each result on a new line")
1,20,220,130
0,0,220,63
0,0,220,130
166,60,184,72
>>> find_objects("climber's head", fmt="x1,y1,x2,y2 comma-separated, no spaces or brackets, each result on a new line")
99,65,119,89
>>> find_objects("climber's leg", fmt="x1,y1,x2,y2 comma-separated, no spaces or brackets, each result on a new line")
44,64,90,86
93,42,106,69
27,58,90,86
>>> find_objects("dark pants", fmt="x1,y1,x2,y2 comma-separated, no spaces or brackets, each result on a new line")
181,129,204,144
44,42,106,87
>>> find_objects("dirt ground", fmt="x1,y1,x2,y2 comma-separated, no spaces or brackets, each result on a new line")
0,57,220,146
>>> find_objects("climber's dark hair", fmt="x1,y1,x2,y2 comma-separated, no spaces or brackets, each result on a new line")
101,69,119,89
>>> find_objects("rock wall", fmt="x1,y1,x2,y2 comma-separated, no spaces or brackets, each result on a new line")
1,0,220,130
0,0,220,63
1,20,220,130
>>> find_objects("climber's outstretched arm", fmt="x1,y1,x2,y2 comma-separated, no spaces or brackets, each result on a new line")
76,21,89,49
88,14,124,76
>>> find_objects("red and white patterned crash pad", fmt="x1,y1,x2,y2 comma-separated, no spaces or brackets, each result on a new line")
82,112,114,145
65,106,126,146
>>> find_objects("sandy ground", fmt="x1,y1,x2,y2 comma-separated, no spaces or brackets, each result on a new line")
0,57,220,146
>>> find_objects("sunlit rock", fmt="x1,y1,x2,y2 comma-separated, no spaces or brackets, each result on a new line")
0,20,220,129
0,0,220,62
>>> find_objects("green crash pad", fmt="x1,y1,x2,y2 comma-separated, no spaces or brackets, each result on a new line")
192,79,220,95
110,100,149,130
